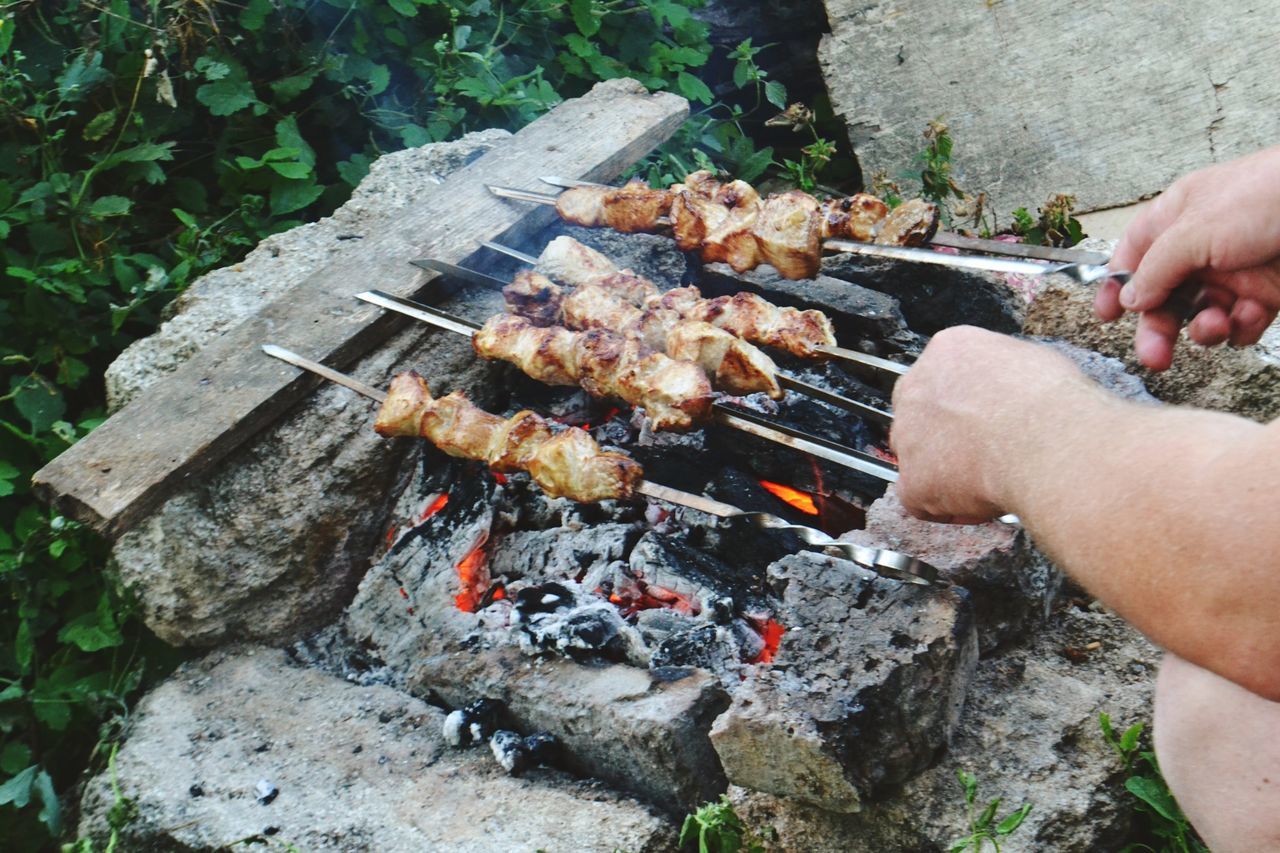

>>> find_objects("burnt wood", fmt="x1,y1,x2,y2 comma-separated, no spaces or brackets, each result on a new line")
33,81,688,537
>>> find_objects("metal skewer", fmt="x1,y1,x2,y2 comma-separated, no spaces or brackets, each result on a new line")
410,258,893,425
355,290,899,483
261,343,938,585
535,176,1110,265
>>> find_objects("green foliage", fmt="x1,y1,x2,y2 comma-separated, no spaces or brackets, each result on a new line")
1099,713,1208,853
949,769,1033,853
679,795,769,853
1011,194,1086,248
0,0,719,846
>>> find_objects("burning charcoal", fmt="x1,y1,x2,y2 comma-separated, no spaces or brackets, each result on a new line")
514,581,575,617
629,532,767,616
650,624,740,672
254,779,279,805
512,581,644,663
732,617,767,663
442,697,505,747
523,732,561,767
489,729,531,775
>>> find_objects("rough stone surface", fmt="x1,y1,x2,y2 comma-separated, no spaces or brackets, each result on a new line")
728,604,1161,852
107,134,514,647
844,487,1058,653
105,131,510,410
1025,279,1280,422
819,1,1280,221
709,554,978,812
77,647,676,852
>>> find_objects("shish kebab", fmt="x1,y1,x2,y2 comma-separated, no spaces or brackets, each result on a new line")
488,171,1109,281
354,289,899,483
260,344,937,585
482,235,910,380
411,249,893,424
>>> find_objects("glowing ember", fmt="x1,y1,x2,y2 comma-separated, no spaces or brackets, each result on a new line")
492,472,508,485
759,479,820,516
454,535,490,613
605,580,699,618
752,619,785,663
383,525,398,549
870,446,898,464
418,493,449,523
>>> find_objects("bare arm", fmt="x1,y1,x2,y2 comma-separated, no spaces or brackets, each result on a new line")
891,327,1280,699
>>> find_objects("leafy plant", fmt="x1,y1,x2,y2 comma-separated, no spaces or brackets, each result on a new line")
949,769,1033,853
1011,194,1086,248
1100,713,1208,853
0,1,725,847
679,795,769,853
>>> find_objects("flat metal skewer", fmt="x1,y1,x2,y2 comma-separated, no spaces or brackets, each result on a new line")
260,343,937,585
410,258,894,425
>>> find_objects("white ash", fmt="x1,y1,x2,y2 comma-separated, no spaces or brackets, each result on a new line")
510,581,648,666
442,710,467,747
489,730,530,775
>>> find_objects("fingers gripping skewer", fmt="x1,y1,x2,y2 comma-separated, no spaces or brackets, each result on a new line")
259,344,938,584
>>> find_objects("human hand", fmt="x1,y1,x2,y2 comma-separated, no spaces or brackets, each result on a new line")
1095,146,1280,371
890,327,1089,523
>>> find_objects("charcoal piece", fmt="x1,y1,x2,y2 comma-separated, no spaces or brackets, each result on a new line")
629,532,768,613
514,582,575,616
731,618,767,663
523,732,561,767
487,526,635,587
442,697,505,747
489,730,530,775
650,624,740,672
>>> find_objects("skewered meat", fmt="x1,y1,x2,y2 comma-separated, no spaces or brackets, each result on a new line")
553,170,939,280
504,271,781,397
374,372,642,502
533,236,836,358
554,180,673,233
473,315,714,431
874,197,939,246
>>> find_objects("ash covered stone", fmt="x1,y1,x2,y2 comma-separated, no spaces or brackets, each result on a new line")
254,780,279,805
442,698,505,747
490,730,530,775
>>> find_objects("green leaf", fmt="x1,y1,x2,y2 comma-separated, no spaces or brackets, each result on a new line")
975,797,1000,830
958,769,978,805
33,699,71,732
400,124,432,148
764,79,787,109
197,76,259,116
0,743,30,775
1125,776,1182,823
570,0,600,36
271,70,319,101
736,145,774,184
1119,722,1144,753
58,52,111,102
57,593,124,652
0,460,17,497
0,765,35,808
88,195,131,218
268,162,312,179
676,71,713,105
13,376,65,433
0,16,13,58
388,0,417,16
98,142,175,172
270,180,324,217
83,109,118,142
240,0,274,30
995,803,1032,835
35,768,60,833
337,154,372,187
367,63,391,96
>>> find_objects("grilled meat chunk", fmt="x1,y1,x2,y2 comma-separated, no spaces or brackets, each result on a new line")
503,270,564,327
753,190,822,280
874,198,939,246
473,315,713,431
553,181,672,233
820,193,889,241
664,288,836,358
374,372,642,502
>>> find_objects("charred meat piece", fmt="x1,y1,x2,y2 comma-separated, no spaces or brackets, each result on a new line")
674,290,837,358
373,372,642,502
473,315,714,431
699,179,762,272
503,270,564,327
874,198,939,246
753,190,822,280
820,193,889,241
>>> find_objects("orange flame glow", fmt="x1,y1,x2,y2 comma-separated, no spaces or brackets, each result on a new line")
758,480,820,515
454,534,490,613
752,619,785,664
418,493,449,523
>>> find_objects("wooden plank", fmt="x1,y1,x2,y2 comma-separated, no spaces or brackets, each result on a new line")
34,81,688,537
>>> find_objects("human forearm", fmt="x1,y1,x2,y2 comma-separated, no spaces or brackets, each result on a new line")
995,385,1280,697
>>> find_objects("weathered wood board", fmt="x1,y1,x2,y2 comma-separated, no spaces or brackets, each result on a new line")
819,0,1280,221
34,80,688,537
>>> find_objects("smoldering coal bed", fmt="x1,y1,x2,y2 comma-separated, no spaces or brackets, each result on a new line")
332,226,981,815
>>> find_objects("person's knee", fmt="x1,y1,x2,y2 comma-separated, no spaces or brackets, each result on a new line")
1154,653,1280,852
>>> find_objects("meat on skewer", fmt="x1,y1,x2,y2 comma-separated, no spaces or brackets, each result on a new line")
504,270,783,399
374,372,642,502
553,171,939,279
527,236,836,358
472,315,714,431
